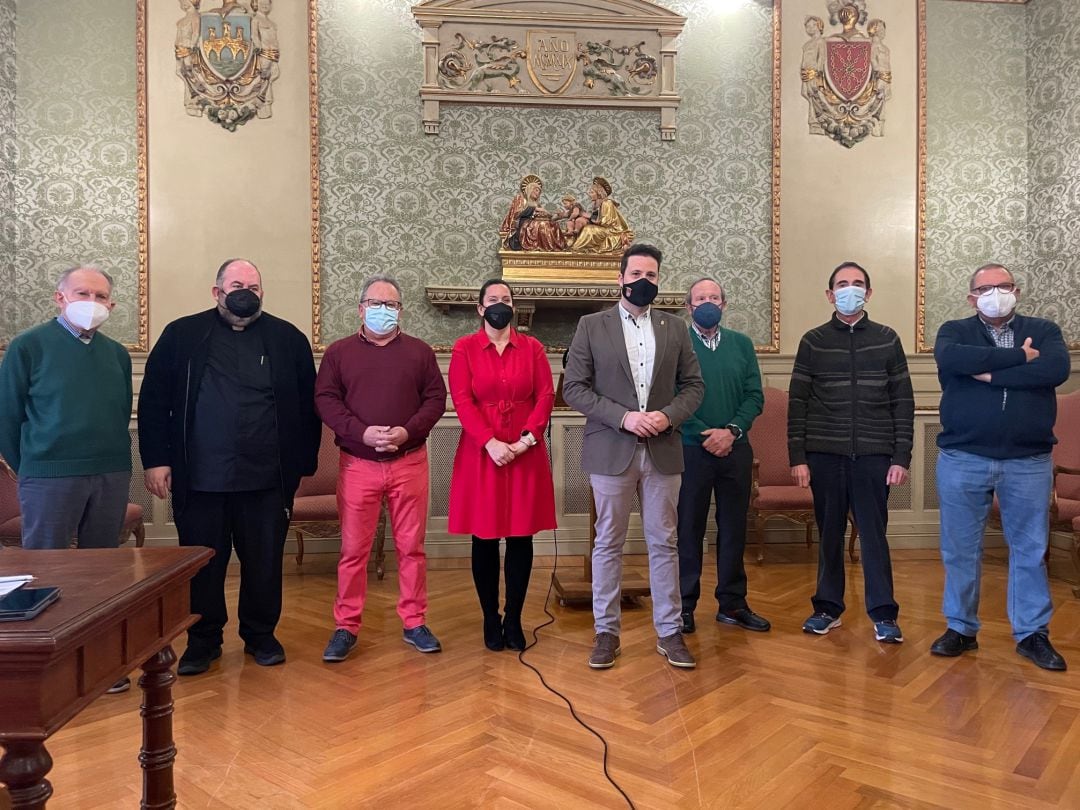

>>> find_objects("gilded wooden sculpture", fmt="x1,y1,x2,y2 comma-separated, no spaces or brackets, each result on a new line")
498,175,634,283
174,0,281,130
800,0,892,148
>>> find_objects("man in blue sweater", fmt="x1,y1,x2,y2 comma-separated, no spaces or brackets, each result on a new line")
933,263,1070,671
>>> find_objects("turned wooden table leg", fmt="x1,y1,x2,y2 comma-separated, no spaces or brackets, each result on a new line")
139,646,178,810
0,740,54,808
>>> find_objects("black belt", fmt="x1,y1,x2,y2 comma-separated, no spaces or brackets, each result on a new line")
373,444,425,463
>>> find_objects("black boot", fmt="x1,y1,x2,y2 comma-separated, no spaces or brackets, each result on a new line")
502,536,534,651
472,537,504,651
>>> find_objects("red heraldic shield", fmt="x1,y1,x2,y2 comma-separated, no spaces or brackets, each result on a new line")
825,40,872,101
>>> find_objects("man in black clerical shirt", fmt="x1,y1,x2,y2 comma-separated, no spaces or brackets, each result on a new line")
138,258,320,675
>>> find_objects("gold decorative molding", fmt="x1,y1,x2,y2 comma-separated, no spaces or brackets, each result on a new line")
308,0,324,351
767,0,781,354
134,0,149,352
426,282,686,312
916,0,929,352
499,250,623,283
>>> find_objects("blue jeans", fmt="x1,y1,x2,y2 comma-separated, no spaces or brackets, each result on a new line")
936,448,1053,641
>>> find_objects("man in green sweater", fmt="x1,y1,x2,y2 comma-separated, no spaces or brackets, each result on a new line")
0,266,132,551
676,278,767,635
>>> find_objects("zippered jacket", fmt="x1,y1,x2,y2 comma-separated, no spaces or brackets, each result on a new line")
788,312,914,468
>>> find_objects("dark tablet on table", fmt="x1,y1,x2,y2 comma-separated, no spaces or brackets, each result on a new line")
0,586,61,622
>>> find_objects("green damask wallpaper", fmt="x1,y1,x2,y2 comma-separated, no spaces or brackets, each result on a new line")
924,0,1029,346
1027,0,1080,345
315,0,774,349
0,0,15,344
10,0,139,345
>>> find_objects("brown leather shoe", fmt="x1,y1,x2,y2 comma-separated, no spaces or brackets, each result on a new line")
656,632,696,669
588,632,621,669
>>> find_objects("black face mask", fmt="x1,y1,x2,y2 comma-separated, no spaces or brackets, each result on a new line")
483,302,514,330
224,289,261,318
623,278,658,308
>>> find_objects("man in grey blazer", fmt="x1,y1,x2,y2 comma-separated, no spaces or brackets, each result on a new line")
564,243,705,669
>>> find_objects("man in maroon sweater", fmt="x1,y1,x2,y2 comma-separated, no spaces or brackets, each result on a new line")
315,275,447,661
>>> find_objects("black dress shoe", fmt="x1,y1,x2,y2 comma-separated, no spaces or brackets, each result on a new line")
177,645,222,676
503,616,526,651
483,615,505,651
680,611,696,634
717,607,771,632
244,638,286,667
1016,632,1067,671
929,628,978,657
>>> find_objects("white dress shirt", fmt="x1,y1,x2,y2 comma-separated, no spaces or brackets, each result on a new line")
620,302,656,412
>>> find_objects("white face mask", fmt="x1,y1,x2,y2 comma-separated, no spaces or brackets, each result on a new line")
64,300,111,331
975,288,1016,319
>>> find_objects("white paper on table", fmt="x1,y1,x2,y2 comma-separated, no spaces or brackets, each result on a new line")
0,575,35,598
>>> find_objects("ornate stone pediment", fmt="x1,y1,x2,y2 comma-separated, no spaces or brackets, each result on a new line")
412,0,686,140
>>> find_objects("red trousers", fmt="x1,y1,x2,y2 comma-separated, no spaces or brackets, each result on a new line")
333,447,429,633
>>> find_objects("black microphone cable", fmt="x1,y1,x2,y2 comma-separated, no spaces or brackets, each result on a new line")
512,415,636,810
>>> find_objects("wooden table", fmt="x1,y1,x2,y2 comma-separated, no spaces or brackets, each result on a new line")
0,547,213,809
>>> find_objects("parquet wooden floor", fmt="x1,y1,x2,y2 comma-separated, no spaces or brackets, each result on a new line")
18,549,1080,809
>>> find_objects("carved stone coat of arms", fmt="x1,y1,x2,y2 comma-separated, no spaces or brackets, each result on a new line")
800,0,891,148
174,0,280,130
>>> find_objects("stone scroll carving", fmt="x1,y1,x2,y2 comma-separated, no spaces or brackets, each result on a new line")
412,0,686,140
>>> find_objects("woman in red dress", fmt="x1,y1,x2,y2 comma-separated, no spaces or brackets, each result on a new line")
448,280,557,651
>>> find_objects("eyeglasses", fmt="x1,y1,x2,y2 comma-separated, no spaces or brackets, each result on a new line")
971,283,1016,295
361,298,403,311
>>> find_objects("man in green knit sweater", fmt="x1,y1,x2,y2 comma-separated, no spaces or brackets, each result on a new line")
0,265,132,691
676,278,767,635
0,266,132,551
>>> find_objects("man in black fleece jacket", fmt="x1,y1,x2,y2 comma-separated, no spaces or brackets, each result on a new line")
931,263,1070,671
788,262,914,643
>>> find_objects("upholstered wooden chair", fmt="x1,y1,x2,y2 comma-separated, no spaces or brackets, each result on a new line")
0,456,144,548
0,457,21,549
749,387,857,563
1070,517,1080,599
290,424,388,577
1050,392,1080,597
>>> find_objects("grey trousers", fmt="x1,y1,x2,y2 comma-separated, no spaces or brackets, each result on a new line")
17,472,130,549
590,445,682,638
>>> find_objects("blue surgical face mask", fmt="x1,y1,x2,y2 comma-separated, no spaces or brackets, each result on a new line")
363,304,399,334
691,302,722,329
832,285,866,316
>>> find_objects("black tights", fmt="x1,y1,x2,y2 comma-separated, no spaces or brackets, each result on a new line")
471,535,534,620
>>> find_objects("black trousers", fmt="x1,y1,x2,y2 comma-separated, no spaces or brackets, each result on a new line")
806,452,898,621
676,442,753,614
175,488,289,650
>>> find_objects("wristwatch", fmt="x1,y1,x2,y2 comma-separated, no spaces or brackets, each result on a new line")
520,430,537,447
724,423,744,441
